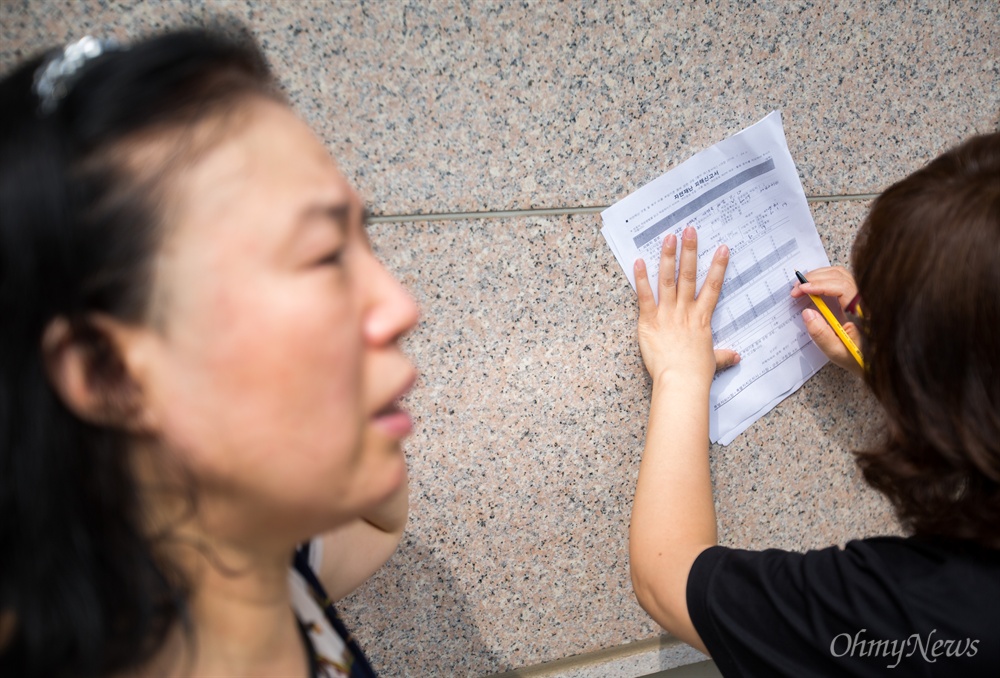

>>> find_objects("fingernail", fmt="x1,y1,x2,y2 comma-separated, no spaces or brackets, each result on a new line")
802,308,817,322
665,234,677,248
683,226,696,240
733,353,741,364
635,258,646,272
715,244,729,259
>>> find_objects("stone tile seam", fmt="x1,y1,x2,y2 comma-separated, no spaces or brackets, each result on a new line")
484,635,686,678
367,193,879,225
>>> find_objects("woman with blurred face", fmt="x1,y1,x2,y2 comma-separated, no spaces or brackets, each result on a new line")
1,27,417,677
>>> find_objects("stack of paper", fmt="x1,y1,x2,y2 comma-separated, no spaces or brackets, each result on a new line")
601,111,830,444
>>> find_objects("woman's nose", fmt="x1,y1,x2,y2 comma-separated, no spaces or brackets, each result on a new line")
363,254,420,346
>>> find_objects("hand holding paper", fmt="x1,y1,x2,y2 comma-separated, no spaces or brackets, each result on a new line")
635,228,740,384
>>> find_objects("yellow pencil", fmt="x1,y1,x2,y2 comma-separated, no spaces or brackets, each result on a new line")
795,270,865,370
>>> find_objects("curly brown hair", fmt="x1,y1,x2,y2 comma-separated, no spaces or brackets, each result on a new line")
851,132,1000,548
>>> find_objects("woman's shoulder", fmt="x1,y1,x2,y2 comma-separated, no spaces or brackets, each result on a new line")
693,535,1000,611
783,535,1000,594
838,534,1000,571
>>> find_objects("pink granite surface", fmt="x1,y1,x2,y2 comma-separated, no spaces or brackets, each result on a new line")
3,2,997,216
2,2,993,676
340,202,898,676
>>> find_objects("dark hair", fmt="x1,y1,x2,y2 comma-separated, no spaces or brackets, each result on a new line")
0,26,276,676
851,132,1000,548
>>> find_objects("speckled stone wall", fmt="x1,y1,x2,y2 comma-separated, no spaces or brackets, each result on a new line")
3,2,997,677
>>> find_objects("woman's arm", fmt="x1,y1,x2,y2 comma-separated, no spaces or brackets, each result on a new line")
316,468,409,601
628,227,736,654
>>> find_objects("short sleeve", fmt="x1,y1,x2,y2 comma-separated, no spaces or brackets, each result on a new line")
686,543,927,677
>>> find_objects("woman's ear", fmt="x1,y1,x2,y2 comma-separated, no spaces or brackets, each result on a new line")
41,315,158,433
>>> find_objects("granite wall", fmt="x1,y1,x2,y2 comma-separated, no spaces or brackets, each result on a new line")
3,2,997,676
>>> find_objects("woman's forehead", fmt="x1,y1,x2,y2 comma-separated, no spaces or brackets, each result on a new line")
164,99,355,251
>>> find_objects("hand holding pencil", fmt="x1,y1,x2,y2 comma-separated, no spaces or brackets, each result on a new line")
790,266,865,377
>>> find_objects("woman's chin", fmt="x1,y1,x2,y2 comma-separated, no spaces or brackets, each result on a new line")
359,443,409,505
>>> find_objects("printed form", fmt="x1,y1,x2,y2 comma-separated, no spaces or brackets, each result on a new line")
602,111,830,445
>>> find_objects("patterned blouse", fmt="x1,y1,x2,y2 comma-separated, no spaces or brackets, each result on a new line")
291,542,378,678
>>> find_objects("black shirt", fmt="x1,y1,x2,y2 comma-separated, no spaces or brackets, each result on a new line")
687,537,1000,677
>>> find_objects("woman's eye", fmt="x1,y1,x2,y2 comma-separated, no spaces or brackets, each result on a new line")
316,248,344,266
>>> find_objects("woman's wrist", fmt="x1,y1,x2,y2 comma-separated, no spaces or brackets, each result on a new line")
650,366,714,396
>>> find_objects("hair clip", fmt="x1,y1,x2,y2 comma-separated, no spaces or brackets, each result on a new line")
33,36,117,114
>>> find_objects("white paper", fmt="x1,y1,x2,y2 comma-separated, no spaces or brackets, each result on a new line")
601,111,830,445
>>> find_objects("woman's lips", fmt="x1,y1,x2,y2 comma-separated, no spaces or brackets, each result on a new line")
371,370,417,438
372,404,413,437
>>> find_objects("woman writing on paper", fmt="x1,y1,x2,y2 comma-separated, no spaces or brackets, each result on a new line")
628,133,999,676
